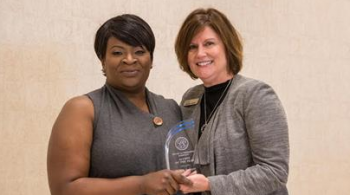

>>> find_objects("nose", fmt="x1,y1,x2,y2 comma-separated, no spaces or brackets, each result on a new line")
196,45,207,58
122,54,137,64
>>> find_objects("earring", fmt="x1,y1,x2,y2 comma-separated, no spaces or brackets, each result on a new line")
101,67,106,76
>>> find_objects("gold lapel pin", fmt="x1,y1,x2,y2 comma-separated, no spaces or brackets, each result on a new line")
153,116,163,126
183,98,199,107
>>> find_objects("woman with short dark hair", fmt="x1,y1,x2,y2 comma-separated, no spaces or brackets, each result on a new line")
47,14,191,195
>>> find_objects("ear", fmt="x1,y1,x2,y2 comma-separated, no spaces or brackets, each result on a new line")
101,60,106,75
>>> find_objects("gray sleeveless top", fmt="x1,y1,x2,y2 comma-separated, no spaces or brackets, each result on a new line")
86,84,181,178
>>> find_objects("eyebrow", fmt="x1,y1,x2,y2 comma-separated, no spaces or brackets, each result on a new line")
190,38,216,44
204,38,216,42
110,45,125,50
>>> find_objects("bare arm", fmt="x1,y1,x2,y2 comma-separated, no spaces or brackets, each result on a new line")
47,96,190,195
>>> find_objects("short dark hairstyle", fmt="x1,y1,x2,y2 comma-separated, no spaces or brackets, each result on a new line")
175,8,243,79
94,14,155,61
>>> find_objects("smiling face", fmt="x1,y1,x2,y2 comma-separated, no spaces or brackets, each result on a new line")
102,36,152,93
187,26,232,87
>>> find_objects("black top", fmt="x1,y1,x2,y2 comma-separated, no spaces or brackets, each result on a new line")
199,79,232,138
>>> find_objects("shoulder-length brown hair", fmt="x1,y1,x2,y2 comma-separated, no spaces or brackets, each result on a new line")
175,8,243,79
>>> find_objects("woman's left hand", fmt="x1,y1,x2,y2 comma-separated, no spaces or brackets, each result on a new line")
180,173,210,194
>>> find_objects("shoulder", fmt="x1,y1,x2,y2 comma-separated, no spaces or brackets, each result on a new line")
51,95,94,142
147,90,180,110
61,95,94,118
181,84,204,106
230,75,286,117
232,74,271,91
85,86,106,101
230,74,278,99
183,84,204,97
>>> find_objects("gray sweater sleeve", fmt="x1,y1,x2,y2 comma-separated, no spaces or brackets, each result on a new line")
208,81,289,195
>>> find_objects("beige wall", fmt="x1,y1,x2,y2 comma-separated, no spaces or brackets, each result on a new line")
1,0,349,194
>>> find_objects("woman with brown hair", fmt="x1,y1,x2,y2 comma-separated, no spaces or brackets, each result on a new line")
175,8,289,195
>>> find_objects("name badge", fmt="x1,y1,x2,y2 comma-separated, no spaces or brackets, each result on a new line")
183,98,199,107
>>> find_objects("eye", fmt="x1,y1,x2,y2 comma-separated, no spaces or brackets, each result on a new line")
204,41,215,47
134,46,147,55
135,50,146,55
189,44,197,50
112,51,123,56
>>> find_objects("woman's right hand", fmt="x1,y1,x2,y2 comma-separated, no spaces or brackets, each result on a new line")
140,169,193,195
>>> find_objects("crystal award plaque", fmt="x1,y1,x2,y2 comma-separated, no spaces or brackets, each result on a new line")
165,119,195,170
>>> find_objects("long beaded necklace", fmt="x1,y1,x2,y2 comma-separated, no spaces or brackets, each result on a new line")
200,78,233,133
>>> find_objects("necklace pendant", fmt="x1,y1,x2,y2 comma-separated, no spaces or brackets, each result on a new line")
201,124,207,132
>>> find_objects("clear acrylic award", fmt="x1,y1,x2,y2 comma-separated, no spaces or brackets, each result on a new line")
165,119,195,170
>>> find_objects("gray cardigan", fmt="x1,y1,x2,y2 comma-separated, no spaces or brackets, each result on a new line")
181,74,289,195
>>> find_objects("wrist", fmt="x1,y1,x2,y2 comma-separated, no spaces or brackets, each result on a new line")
204,177,210,191
136,175,146,194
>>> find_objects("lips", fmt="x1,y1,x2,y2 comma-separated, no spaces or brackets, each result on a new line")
196,60,213,66
120,69,140,77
